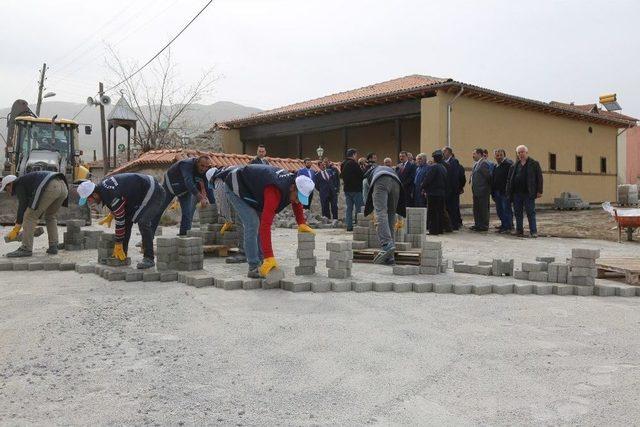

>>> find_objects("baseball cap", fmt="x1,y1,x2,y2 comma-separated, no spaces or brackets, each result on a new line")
77,180,96,206
295,175,315,206
0,175,17,193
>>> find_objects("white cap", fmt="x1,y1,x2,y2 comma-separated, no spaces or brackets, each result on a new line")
206,167,218,182
0,175,17,193
295,175,315,205
77,180,96,206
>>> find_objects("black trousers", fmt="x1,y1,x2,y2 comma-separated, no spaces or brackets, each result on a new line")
321,193,339,219
427,195,445,235
445,193,462,229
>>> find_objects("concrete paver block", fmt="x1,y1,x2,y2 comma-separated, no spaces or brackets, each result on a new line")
473,283,493,295
297,233,315,242
433,283,452,293
331,281,352,292
325,259,352,269
420,266,440,275
295,266,316,275
28,262,44,271
514,283,533,295
242,279,262,290
615,286,637,297
0,262,13,271
75,264,96,274
42,262,61,271
454,283,473,294
594,285,615,297
328,269,351,279
521,262,546,272
570,257,596,268
453,263,471,273
264,267,285,287
493,283,514,295
311,280,331,293
329,251,353,262
126,271,143,282
160,271,178,282
142,271,161,282
536,257,555,263
571,248,600,259
393,265,419,276
533,283,553,295
326,242,352,252
420,258,441,267
393,282,413,292
351,241,368,250
353,281,373,292
373,282,393,292
529,271,549,282
59,262,76,271
413,282,433,293
513,270,529,280
469,265,492,276
11,263,28,271
282,280,311,292
297,241,315,251
568,275,595,286
573,285,593,296
553,284,573,296
569,267,597,277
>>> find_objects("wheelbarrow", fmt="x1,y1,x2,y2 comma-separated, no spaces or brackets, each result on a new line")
613,209,640,242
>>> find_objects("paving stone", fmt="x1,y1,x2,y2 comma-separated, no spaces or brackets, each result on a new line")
188,275,214,288
533,283,553,295
453,263,471,273
221,279,243,290
433,283,452,293
420,258,441,267
28,262,44,271
295,266,316,276
593,285,615,297
473,283,493,295
553,284,574,296
419,266,440,275
297,233,315,242
393,282,413,292
421,249,442,259
325,259,352,269
393,265,419,276
264,268,285,287
331,281,352,292
0,262,13,271
536,257,556,264
326,241,352,252
297,241,316,251
353,281,373,292
570,257,596,268
469,265,492,276
105,270,126,281
328,269,351,279
573,285,594,296
493,283,514,295
422,241,442,250
281,280,311,292
521,262,546,272
42,262,61,271
311,280,331,293
571,248,600,259
329,251,353,262
478,261,493,266
296,249,315,259
637,287,640,297
569,267,597,278
76,263,96,274
529,271,549,282
615,286,637,297
160,271,178,282
242,279,262,290
567,275,595,286
547,262,560,283
413,282,433,293
351,241,368,250
514,283,533,295
394,242,411,251
126,271,143,282
142,271,161,282
454,283,473,294
373,282,393,292
59,262,76,271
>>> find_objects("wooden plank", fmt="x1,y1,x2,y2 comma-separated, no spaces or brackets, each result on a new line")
203,245,229,257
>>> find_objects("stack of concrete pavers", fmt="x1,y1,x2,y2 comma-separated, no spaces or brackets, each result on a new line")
326,241,352,279
177,237,204,271
97,232,129,266
63,219,85,250
547,260,569,284
568,248,599,286
553,192,590,210
617,184,638,206
352,213,373,249
492,259,514,276
156,236,179,271
453,261,493,276
419,239,445,275
516,261,549,282
82,230,103,250
295,233,316,275
405,207,426,249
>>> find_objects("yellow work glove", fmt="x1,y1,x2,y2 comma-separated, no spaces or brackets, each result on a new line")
395,218,404,230
112,243,127,261
259,257,278,277
220,221,233,235
98,213,113,228
6,224,21,241
297,224,315,234
169,200,180,210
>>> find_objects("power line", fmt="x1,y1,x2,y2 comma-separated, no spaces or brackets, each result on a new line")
104,0,214,93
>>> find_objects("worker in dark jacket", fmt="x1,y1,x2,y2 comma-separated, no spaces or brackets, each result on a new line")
492,149,514,233
396,151,417,207
340,148,364,231
443,147,466,230
421,150,448,235
413,153,429,208
77,173,166,269
364,165,406,265
506,145,543,238
224,165,315,278
158,156,214,236
250,144,270,165
314,160,339,219
1,171,69,257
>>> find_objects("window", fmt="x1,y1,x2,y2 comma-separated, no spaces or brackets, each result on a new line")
588,126,593,134
549,153,557,171
600,157,607,174
575,156,583,172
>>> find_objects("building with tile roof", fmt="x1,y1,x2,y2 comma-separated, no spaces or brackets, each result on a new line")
212,74,637,204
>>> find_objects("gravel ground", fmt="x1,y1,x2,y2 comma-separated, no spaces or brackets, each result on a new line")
1,224,640,425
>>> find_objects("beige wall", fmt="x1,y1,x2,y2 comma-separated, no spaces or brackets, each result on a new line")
214,129,242,154
421,92,618,204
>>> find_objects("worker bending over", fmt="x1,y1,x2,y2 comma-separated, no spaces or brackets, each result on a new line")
1,171,69,257
223,164,315,278
77,173,165,269
160,155,214,235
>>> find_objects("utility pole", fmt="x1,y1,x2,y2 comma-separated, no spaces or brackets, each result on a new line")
98,82,109,174
35,63,47,116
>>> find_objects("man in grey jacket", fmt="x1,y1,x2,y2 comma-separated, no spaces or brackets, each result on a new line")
363,165,407,265
470,148,492,232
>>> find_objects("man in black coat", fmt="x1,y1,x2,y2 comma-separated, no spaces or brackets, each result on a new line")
421,150,448,235
396,151,417,207
492,149,514,233
314,159,339,219
250,144,270,165
442,147,466,230
340,148,364,231
506,145,543,238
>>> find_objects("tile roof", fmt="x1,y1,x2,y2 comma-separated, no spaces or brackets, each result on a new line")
549,101,638,123
109,149,326,175
217,75,637,129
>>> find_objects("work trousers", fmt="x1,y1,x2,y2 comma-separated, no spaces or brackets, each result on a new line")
21,178,68,252
159,182,197,236
225,186,263,270
513,193,537,234
344,191,364,230
472,193,490,230
129,184,167,259
321,193,339,220
445,193,462,230
427,195,446,235
372,176,400,250
493,191,513,230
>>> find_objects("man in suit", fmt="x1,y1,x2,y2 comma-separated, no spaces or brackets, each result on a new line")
413,153,429,208
492,148,514,233
314,159,339,219
442,147,466,230
340,148,364,231
250,144,270,165
296,158,315,209
470,147,492,232
395,151,417,208
421,150,448,235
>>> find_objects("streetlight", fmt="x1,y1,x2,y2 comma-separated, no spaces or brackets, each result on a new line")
43,92,56,99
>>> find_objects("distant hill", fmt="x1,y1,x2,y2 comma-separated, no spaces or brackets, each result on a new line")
0,100,260,162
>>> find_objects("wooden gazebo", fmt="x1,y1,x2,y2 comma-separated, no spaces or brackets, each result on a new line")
107,96,137,167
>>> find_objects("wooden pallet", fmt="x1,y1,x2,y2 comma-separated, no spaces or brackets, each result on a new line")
353,249,421,266
203,244,230,257
596,258,640,285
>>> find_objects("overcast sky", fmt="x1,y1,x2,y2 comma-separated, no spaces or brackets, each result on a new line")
1,0,639,118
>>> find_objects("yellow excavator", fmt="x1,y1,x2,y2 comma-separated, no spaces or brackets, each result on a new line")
1,99,92,224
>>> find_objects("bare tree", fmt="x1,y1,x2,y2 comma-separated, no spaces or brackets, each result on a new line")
106,46,216,152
